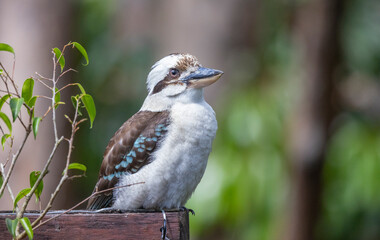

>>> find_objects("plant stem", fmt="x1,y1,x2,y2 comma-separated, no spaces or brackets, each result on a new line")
17,98,82,239
51,54,58,142
0,164,16,203
15,136,63,218
0,62,20,97
0,125,31,198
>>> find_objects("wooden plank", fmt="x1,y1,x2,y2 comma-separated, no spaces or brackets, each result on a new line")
0,210,189,240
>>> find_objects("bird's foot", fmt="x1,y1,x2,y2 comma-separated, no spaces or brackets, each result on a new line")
160,210,170,240
180,206,195,216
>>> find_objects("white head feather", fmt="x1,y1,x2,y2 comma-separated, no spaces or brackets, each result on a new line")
141,54,203,112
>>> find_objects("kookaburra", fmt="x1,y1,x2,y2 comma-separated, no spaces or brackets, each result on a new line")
87,53,223,213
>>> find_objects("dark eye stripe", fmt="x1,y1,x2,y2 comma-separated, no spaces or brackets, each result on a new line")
151,68,183,94
152,79,168,94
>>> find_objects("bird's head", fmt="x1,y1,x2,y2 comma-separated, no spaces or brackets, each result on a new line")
141,53,223,111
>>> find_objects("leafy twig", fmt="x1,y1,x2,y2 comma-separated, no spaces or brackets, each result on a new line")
0,41,92,240
15,136,64,220
25,98,82,230
0,124,32,197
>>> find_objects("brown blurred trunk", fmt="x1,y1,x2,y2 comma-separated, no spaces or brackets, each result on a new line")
0,0,74,210
284,0,344,239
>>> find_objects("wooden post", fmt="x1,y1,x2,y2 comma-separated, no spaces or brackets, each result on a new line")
0,210,189,240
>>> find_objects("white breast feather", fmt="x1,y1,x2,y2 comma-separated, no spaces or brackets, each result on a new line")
113,100,217,209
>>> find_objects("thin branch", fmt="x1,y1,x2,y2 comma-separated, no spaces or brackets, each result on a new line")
3,137,14,168
41,98,81,213
17,106,32,131
0,164,18,213
42,106,52,119
51,53,58,141
17,95,81,239
30,182,145,233
0,62,20,97
0,89,17,95
0,74,12,97
34,72,52,81
16,113,28,131
57,68,78,82
0,164,16,205
35,95,52,101
15,136,64,220
0,164,14,201
6,180,16,204
0,124,31,198
35,77,53,90
58,83,79,93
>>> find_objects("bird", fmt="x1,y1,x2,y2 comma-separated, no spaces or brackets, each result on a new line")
87,53,223,218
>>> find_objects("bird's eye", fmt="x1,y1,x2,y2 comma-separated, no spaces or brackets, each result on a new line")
169,68,179,78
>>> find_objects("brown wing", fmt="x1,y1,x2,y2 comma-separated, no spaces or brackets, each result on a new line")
87,110,170,210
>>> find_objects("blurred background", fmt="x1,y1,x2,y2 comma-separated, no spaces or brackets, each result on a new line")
1,0,380,239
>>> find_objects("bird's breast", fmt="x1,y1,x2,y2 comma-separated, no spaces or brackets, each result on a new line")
114,101,217,209
146,101,217,207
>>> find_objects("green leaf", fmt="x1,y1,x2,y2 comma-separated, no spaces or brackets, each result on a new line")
32,117,42,139
74,83,86,94
14,188,31,210
29,171,43,202
0,94,11,110
20,217,33,240
22,78,34,104
27,96,37,108
0,43,15,55
81,94,96,128
53,47,65,72
68,163,87,172
0,112,12,134
5,218,18,237
9,97,24,122
1,134,11,150
0,69,3,75
71,42,89,66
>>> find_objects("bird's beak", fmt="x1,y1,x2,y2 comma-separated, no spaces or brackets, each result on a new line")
181,67,223,89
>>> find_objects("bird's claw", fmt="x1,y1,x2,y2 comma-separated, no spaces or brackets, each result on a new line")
180,206,195,216
160,210,170,240
188,209,195,216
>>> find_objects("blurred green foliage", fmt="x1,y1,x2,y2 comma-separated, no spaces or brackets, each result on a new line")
71,0,380,239
318,116,380,240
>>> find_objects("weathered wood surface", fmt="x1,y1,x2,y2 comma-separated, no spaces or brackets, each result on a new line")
0,210,189,240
